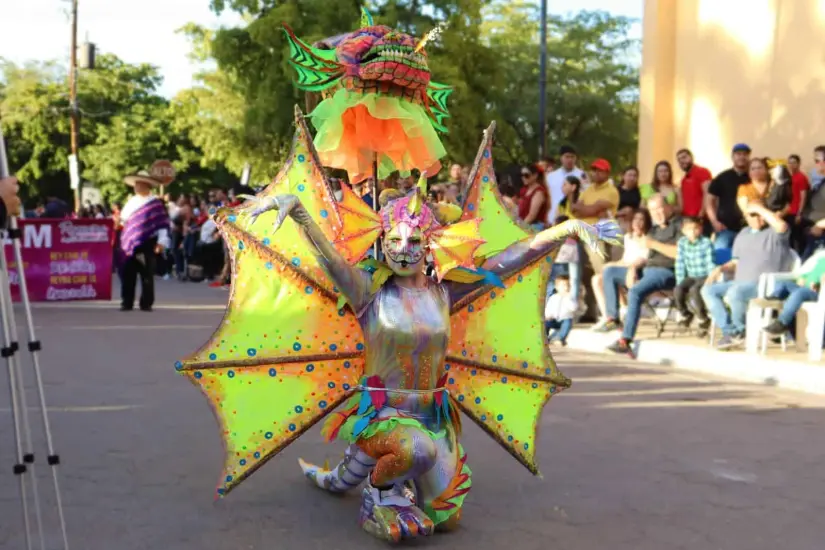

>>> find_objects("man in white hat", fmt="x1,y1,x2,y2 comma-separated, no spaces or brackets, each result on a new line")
118,170,170,311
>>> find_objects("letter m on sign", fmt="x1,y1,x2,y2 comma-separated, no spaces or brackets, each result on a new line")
25,224,52,249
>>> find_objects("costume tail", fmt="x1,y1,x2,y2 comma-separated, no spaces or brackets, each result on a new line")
298,444,376,493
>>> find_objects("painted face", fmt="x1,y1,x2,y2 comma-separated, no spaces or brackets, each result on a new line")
382,222,427,276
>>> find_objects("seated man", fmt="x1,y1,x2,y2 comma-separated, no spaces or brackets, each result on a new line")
701,202,792,350
762,249,825,336
598,194,680,354
197,217,225,280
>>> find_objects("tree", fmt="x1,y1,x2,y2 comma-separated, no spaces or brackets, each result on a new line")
0,53,232,205
175,0,639,181
482,1,639,168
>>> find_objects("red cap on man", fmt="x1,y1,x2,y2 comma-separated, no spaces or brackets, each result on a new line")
590,158,611,172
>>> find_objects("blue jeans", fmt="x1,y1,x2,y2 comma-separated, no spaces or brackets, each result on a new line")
603,265,676,340
546,319,573,342
547,261,581,303
713,230,737,250
700,281,758,336
802,234,825,262
770,280,819,326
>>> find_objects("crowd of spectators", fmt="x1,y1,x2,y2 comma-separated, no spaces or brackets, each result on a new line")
508,142,825,356
27,141,825,358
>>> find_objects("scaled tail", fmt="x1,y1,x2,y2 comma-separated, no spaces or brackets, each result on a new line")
298,444,376,492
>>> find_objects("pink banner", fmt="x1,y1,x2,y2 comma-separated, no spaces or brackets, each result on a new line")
4,218,114,302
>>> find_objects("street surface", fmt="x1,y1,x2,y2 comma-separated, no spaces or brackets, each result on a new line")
1,280,824,550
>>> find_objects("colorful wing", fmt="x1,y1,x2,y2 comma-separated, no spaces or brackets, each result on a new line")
429,218,485,281
446,121,569,476
460,121,534,259
176,106,367,497
283,25,344,92
332,182,382,263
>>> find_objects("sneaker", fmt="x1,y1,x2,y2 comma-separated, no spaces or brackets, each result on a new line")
607,338,634,356
716,334,743,351
594,319,622,333
763,319,787,335
590,318,608,331
677,314,693,328
209,281,224,288
696,319,711,338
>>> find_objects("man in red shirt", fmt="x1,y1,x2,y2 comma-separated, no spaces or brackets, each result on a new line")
676,148,713,219
787,153,810,252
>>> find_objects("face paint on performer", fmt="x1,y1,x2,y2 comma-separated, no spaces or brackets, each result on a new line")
382,222,427,276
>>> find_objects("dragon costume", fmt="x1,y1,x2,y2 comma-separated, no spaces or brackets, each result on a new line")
283,8,452,184
176,10,620,544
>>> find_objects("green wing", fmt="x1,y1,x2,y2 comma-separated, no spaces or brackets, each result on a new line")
282,24,344,91
446,122,569,476
175,106,366,497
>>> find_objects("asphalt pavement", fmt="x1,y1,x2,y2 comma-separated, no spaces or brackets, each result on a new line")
0,280,823,550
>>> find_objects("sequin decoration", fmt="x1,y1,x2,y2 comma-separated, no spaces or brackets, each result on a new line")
182,221,362,365
220,110,345,285
460,126,531,258
445,363,552,475
448,261,555,380
186,359,364,496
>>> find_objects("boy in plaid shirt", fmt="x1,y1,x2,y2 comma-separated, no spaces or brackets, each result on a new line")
674,217,715,334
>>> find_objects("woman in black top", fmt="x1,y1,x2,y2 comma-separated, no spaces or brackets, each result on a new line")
616,166,641,224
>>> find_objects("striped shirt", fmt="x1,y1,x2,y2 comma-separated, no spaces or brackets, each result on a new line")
674,236,714,283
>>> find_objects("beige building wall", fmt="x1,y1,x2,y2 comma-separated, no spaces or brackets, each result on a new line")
638,0,825,181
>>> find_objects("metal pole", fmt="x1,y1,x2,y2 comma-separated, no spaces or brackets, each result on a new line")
371,156,379,259
538,0,548,159
1,124,70,550
0,122,35,550
69,0,81,212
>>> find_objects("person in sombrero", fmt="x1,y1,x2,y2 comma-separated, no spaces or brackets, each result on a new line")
118,170,170,311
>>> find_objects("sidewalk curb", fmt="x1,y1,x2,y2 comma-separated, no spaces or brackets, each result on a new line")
565,328,825,396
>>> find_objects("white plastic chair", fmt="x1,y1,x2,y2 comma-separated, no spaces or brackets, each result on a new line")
800,298,825,361
745,250,816,355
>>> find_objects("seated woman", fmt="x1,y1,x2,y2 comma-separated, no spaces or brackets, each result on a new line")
737,157,792,216
517,163,549,230
590,208,651,329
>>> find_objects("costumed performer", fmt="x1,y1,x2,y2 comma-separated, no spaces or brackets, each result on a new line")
176,8,621,544
176,118,620,544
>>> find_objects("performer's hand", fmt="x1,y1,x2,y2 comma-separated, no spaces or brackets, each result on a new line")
0,176,22,217
154,243,164,255
239,194,308,231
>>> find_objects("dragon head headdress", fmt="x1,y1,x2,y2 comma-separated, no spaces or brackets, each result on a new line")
283,8,452,183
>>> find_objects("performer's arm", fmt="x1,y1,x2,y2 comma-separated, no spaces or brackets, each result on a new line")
446,219,618,300
243,194,373,313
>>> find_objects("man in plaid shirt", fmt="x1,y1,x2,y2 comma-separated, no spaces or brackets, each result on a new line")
674,217,715,334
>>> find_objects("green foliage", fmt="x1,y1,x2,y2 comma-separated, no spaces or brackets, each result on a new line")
0,53,231,205
176,0,639,181
482,1,639,168
0,0,640,206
